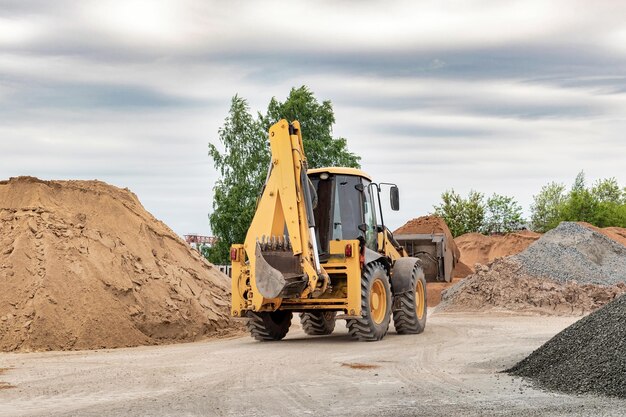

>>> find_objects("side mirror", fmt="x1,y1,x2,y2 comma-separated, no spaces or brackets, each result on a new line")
390,186,400,211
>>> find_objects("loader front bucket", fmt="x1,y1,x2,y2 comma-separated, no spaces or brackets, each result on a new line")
393,233,457,282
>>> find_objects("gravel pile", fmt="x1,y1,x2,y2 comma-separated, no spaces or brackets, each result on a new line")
508,294,626,398
514,222,626,285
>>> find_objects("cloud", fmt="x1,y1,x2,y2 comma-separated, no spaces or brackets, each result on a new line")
1,0,625,236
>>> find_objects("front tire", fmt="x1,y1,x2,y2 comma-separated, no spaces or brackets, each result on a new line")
300,311,336,335
246,311,293,341
393,264,427,334
346,262,392,341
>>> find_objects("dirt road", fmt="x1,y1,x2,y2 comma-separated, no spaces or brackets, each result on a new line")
1,312,625,417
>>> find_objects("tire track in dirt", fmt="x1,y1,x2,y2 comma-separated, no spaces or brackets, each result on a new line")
390,320,469,397
0,368,14,390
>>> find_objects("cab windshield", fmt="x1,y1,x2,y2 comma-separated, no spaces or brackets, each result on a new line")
309,173,377,257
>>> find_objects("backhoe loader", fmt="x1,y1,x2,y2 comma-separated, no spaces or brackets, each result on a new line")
231,119,427,341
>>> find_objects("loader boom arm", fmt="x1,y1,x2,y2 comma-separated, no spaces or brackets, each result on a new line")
240,120,325,311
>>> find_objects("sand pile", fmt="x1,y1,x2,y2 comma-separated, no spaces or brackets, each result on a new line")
439,222,626,315
454,230,540,272
508,294,626,398
0,177,237,352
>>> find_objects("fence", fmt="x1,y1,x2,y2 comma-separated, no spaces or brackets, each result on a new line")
215,264,232,277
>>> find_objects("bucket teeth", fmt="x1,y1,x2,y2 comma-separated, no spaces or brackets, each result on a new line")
257,235,292,251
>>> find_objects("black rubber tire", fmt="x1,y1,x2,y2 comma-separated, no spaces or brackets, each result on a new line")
392,264,427,334
346,262,392,341
246,311,293,341
300,311,337,335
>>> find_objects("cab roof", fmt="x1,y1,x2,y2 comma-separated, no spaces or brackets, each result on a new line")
308,167,372,181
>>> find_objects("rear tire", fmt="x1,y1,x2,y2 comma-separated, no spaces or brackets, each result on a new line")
393,264,427,334
346,262,392,341
300,311,337,335
246,311,293,341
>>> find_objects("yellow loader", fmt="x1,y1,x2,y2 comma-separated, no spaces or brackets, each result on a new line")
230,120,427,341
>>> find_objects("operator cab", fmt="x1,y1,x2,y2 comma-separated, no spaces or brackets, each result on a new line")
308,167,399,261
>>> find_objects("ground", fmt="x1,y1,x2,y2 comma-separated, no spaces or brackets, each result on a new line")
1,312,625,417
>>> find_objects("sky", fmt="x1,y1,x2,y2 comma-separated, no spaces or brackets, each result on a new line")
1,0,625,236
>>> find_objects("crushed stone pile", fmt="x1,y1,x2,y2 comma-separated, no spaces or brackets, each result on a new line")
515,222,626,285
454,230,540,272
438,222,626,315
0,177,238,352
578,222,626,248
508,295,626,398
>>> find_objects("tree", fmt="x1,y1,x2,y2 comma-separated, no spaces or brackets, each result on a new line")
559,188,599,224
482,194,524,234
207,95,268,264
433,189,485,237
263,86,360,168
531,172,626,231
207,88,361,263
530,182,566,232
572,170,586,192
591,178,622,204
558,171,600,225
464,190,486,235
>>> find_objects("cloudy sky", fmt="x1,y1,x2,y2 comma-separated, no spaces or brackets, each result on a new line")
1,0,625,236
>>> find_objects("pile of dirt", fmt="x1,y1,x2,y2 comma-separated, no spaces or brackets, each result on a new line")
439,258,626,315
0,177,238,352
508,295,626,398
438,222,626,315
394,215,460,260
454,230,541,272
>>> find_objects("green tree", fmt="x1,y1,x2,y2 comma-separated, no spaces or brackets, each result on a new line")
532,172,626,230
572,170,586,192
559,188,599,224
263,86,360,168
433,189,485,237
589,178,626,227
207,95,268,264
559,171,600,225
591,178,622,203
530,182,566,232
207,88,361,263
483,194,524,234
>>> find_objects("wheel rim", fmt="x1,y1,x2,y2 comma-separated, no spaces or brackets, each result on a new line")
416,279,425,320
370,278,387,324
